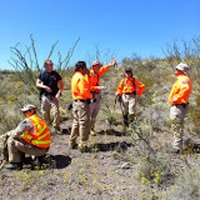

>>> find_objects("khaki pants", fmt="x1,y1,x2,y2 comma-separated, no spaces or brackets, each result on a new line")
120,94,136,122
69,101,90,146
170,104,189,150
41,95,60,129
90,93,101,130
7,137,48,163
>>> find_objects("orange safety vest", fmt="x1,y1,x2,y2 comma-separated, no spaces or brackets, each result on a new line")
71,71,92,100
89,64,111,93
117,77,145,95
20,115,50,148
168,74,192,105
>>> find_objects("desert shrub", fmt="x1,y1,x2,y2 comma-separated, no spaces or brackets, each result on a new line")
8,35,79,96
0,107,21,135
188,95,200,135
137,153,170,186
169,167,200,200
128,117,171,186
137,187,167,200
101,102,117,129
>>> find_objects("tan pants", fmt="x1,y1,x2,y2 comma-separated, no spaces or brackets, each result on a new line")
120,94,136,121
90,93,101,130
170,104,189,150
69,101,90,146
7,137,48,163
41,95,60,129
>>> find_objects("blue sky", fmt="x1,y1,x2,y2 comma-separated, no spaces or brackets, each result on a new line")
0,0,199,69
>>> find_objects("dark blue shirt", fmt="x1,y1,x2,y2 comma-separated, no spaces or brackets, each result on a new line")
39,70,62,97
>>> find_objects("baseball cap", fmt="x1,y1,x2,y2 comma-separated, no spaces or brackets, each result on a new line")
92,60,102,66
19,104,36,112
175,63,190,74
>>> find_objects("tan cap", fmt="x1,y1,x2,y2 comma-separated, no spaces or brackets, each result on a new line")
175,63,190,74
19,104,36,112
92,60,102,66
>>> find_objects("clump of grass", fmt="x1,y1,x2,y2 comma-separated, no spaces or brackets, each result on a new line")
101,103,117,129
169,167,200,200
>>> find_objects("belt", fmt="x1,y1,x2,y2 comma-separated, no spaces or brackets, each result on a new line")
173,103,189,108
74,99,91,104
92,91,100,95
124,92,136,95
173,103,189,106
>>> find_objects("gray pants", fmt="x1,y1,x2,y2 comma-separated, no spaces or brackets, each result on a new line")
90,93,101,130
69,101,90,147
7,137,48,163
170,104,189,150
41,95,60,129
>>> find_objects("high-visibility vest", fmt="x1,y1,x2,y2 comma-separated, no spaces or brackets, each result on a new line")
89,65,110,93
71,71,92,100
20,115,50,148
117,77,145,96
168,74,192,105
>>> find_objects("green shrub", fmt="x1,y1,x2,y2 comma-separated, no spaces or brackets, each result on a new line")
170,167,200,200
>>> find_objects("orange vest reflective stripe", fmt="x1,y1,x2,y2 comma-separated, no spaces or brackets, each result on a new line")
20,115,50,148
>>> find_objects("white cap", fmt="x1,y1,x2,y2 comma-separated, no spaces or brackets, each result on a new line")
175,63,190,74
19,104,36,112
92,60,102,66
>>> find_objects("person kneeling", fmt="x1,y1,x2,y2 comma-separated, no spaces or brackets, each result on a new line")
4,104,50,170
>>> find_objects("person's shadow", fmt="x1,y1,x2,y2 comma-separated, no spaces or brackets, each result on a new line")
89,141,132,152
23,154,72,170
50,155,71,169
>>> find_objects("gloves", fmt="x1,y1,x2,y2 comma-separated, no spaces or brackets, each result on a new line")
110,59,117,67
98,86,106,90
115,92,121,96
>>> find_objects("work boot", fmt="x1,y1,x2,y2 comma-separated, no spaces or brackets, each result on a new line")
69,143,78,150
78,143,89,153
129,114,136,125
123,114,129,127
171,149,181,155
91,129,97,136
5,162,22,170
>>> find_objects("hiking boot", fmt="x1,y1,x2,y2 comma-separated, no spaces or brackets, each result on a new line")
55,127,64,135
69,143,78,150
5,162,22,170
171,149,181,155
123,114,129,127
78,144,90,153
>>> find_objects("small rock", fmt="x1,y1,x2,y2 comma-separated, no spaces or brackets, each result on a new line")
120,162,130,169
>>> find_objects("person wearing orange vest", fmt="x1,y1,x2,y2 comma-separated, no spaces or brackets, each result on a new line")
89,59,117,135
116,67,145,128
168,63,192,154
69,61,92,152
4,104,50,170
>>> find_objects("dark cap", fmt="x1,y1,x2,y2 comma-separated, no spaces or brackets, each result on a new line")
75,61,87,71
125,67,133,73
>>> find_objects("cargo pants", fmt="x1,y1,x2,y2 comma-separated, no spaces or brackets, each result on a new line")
7,137,48,163
170,104,189,151
69,101,90,147
120,93,136,126
41,95,60,129
90,93,101,131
